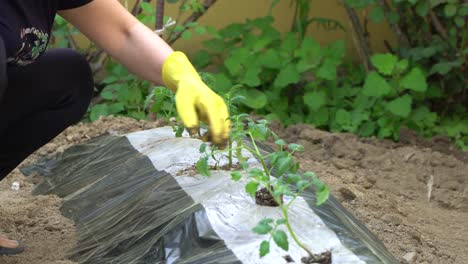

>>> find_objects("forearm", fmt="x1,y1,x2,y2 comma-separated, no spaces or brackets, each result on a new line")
110,22,174,85
59,0,174,86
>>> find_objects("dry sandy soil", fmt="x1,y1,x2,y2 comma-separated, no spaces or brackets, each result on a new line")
0,116,467,264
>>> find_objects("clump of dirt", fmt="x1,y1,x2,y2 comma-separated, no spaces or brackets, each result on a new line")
255,186,281,206
271,123,468,264
301,251,332,264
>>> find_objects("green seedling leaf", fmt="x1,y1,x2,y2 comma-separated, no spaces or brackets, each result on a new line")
175,125,184,138
245,181,259,197
276,219,287,225
249,168,265,180
316,185,330,206
259,218,274,225
260,240,270,257
386,95,413,118
303,172,317,178
288,143,304,152
199,143,207,153
371,53,398,76
277,155,293,176
275,139,286,146
196,156,211,177
250,123,270,141
362,71,391,97
231,171,242,182
252,222,273,235
272,230,289,251
400,68,427,92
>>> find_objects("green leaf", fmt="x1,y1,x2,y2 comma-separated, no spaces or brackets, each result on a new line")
288,143,304,152
429,60,464,75
444,4,457,17
281,32,298,52
359,121,376,137
387,11,400,24
100,86,115,100
274,64,300,88
304,90,327,111
181,30,192,40
259,240,270,257
249,168,265,179
196,156,211,176
108,103,124,114
276,219,287,225
193,50,212,68
245,181,259,197
277,155,293,176
362,71,391,97
316,185,330,206
455,16,465,28
224,56,242,76
258,49,282,69
252,222,273,235
242,65,261,87
370,6,385,23
316,59,337,80
336,109,352,127
400,68,427,92
231,171,242,181
386,95,413,118
371,53,398,76
199,143,207,153
415,1,430,17
240,89,267,109
275,139,286,146
272,230,289,251
90,104,108,122
395,59,409,74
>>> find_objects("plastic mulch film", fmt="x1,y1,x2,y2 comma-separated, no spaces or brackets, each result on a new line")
22,127,399,264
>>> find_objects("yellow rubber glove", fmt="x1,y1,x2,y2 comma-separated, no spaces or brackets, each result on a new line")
162,51,230,147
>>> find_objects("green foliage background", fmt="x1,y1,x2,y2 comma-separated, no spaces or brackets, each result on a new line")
49,0,468,149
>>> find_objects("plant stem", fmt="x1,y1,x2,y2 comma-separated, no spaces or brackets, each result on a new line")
245,132,314,257
282,207,314,257
228,138,233,169
247,132,270,177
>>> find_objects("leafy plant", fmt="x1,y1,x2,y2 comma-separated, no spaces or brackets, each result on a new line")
196,115,330,258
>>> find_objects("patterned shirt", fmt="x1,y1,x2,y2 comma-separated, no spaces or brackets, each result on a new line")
0,0,92,66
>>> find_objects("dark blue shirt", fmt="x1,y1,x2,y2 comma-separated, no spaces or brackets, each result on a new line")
0,0,92,66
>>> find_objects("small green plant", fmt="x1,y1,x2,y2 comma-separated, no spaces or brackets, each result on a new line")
196,115,330,258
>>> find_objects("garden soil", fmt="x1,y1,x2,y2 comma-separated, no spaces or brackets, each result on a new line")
0,116,466,264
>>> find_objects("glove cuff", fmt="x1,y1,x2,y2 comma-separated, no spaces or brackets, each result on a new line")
162,51,200,92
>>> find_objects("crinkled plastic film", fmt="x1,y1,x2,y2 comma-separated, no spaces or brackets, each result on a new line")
22,127,398,264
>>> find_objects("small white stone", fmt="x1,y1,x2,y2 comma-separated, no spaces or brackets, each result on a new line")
403,251,417,262
11,182,20,191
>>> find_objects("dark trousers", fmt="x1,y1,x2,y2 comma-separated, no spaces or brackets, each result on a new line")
0,37,93,180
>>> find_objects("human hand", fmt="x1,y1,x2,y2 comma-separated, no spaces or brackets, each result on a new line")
162,52,230,147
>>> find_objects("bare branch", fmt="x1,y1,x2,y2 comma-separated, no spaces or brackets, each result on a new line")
167,0,218,45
